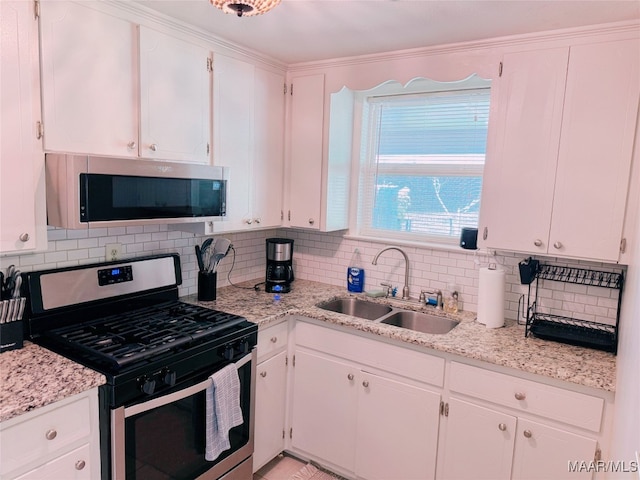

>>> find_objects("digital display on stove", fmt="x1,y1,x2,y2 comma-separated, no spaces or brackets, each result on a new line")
98,265,133,286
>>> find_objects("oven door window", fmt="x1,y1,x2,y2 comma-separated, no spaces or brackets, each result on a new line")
123,368,251,479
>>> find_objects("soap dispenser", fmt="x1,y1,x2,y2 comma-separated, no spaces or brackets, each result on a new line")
443,284,459,314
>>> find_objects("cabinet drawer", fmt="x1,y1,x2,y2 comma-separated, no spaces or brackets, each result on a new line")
14,444,92,480
296,322,444,387
0,396,91,475
257,321,289,361
449,362,603,432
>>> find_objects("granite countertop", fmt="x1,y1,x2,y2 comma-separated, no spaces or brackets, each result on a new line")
0,342,106,422
187,279,617,392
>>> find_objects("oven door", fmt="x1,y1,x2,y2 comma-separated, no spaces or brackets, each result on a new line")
111,350,256,480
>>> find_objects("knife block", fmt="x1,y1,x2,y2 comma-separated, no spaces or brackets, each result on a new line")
0,320,24,353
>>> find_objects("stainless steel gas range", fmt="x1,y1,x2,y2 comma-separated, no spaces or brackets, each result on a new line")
24,254,257,480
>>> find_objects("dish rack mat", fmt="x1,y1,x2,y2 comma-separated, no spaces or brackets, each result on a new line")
518,261,624,354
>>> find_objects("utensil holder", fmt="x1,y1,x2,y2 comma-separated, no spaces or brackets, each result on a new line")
198,272,217,301
0,297,26,352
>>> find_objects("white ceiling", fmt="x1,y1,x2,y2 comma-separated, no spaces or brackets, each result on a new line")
136,0,640,64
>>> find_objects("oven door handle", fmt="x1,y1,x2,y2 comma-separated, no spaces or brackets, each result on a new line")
124,349,255,418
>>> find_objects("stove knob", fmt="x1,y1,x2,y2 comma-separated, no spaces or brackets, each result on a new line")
240,340,250,354
224,345,234,360
162,369,177,387
139,376,156,395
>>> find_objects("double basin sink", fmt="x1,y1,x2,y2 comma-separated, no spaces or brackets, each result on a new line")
317,297,459,335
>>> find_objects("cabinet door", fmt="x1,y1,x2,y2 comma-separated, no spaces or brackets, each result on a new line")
212,54,254,231
549,39,640,261
1,1,43,253
253,351,287,473
512,418,597,480
288,74,325,230
290,350,357,472
39,1,137,157
437,398,516,480
479,48,569,254
139,26,211,163
355,372,441,480
253,67,285,229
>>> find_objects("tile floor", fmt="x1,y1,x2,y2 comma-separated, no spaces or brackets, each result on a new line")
253,454,307,480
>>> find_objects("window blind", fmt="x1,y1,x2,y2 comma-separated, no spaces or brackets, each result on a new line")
359,87,490,241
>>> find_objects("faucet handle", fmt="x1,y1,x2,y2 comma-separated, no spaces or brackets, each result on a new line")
380,282,393,297
419,290,428,303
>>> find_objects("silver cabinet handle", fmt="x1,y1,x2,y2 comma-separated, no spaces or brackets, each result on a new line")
553,241,563,249
75,460,86,470
347,373,354,381
260,371,267,378
523,430,532,438
45,429,57,440
270,337,277,343
498,423,507,431
19,233,30,242
149,144,158,152
308,218,315,225
514,392,526,401
246,219,253,224
534,239,543,247
362,380,369,388
127,141,136,150
483,227,488,240
254,218,261,224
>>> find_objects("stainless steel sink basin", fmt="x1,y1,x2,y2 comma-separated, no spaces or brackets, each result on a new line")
317,298,393,320
380,311,459,334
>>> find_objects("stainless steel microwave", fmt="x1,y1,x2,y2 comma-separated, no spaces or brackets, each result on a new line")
45,154,227,229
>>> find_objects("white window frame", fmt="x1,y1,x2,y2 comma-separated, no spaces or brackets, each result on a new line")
350,75,491,247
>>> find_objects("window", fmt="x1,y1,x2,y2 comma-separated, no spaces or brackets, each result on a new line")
356,77,491,245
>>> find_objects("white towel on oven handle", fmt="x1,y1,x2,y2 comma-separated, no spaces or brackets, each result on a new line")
205,363,244,461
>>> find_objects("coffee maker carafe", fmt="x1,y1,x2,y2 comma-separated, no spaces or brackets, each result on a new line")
265,238,294,293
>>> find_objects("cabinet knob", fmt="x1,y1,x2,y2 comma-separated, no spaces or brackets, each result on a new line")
347,373,354,381
498,423,507,431
246,219,253,224
523,429,533,439
19,233,30,242
127,141,137,150
533,239,543,247
362,380,369,388
270,337,277,343
149,143,158,152
45,429,57,440
254,218,261,224
308,218,315,225
260,371,267,378
75,460,86,470
553,241,563,250
514,392,526,401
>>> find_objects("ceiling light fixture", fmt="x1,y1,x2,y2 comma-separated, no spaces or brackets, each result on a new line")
210,0,281,17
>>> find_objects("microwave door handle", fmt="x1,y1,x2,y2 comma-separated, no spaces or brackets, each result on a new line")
124,349,255,418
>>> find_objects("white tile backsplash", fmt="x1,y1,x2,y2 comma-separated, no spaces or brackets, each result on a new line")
0,225,624,325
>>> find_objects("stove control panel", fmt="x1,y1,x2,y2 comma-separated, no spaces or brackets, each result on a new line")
98,265,133,286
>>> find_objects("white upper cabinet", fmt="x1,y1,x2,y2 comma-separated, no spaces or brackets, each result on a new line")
1,1,46,254
213,54,285,232
288,73,325,230
39,2,212,163
39,1,138,158
139,26,211,163
480,37,640,263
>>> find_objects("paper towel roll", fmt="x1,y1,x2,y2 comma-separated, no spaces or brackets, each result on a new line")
477,266,505,328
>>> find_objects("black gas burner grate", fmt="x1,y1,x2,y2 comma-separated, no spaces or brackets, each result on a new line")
44,301,247,368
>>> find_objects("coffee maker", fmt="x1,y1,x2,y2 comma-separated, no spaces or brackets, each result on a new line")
265,238,294,293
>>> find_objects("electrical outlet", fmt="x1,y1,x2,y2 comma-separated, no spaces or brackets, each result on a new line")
105,243,121,261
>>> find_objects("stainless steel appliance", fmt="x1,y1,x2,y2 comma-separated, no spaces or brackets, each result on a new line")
45,153,228,229
265,238,294,293
24,254,257,480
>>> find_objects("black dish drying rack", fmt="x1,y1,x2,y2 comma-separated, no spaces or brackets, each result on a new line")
518,259,624,354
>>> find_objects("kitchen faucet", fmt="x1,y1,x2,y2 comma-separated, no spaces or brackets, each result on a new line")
372,246,410,300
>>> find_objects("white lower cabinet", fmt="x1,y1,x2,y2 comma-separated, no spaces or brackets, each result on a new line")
253,321,290,473
290,322,443,479
437,362,603,480
0,389,101,480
